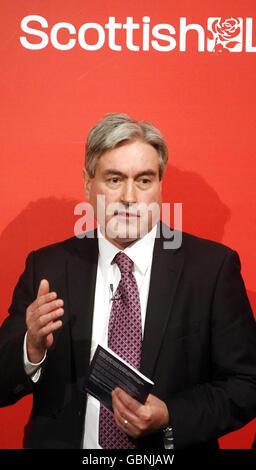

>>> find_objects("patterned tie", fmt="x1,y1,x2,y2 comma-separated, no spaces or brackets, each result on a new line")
98,251,142,449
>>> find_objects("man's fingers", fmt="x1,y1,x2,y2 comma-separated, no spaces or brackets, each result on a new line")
37,279,50,298
111,389,169,439
27,299,64,337
112,391,147,438
27,295,61,318
26,280,64,362
26,284,64,342
113,405,138,438
27,279,58,312
112,388,143,428
27,306,64,351
36,291,58,308
36,307,64,329
36,317,63,339
36,298,64,317
113,388,141,413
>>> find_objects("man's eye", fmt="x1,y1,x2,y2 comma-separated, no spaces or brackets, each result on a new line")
108,177,120,184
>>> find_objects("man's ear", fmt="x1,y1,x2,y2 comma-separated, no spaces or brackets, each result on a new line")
83,168,92,201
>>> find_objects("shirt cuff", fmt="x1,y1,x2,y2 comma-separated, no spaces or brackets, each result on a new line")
23,331,46,382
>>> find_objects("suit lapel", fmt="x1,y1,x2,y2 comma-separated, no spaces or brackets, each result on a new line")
140,231,184,379
66,234,98,391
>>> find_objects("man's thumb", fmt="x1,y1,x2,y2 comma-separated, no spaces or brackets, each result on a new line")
37,279,50,298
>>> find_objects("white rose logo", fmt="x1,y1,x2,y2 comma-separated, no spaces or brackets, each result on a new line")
208,17,243,52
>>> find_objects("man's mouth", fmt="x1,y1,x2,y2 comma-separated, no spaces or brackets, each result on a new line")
114,210,140,219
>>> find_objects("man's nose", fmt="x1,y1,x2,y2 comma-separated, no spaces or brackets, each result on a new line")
121,180,136,204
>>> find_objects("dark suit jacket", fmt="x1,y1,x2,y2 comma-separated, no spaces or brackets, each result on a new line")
0,226,255,449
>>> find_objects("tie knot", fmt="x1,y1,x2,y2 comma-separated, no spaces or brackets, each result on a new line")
113,252,133,275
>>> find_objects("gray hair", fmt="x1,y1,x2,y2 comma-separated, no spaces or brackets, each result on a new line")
85,113,168,180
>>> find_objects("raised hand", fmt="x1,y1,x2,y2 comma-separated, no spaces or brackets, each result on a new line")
26,279,64,363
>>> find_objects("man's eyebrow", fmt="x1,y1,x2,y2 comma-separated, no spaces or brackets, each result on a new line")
103,169,157,178
103,169,124,177
135,170,157,178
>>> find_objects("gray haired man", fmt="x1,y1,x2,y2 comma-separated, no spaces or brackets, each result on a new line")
0,113,255,449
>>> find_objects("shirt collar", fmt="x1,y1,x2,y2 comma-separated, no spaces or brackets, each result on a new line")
98,224,157,275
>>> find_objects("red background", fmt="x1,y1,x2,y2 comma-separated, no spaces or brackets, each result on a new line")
0,0,255,448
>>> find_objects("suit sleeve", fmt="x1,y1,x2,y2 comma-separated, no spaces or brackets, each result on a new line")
0,252,36,406
167,250,256,448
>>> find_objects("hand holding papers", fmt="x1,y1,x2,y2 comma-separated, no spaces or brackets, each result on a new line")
84,345,154,411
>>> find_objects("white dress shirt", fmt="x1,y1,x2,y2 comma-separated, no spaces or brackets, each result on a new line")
83,225,156,448
24,224,157,448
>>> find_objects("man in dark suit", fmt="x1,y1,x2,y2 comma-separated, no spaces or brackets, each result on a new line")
0,113,255,449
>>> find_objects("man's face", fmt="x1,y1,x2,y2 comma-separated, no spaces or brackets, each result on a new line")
84,140,162,249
